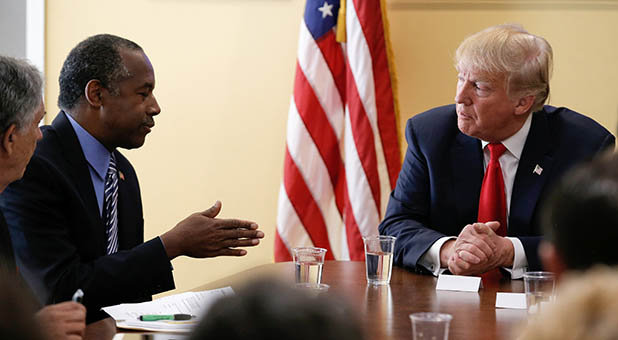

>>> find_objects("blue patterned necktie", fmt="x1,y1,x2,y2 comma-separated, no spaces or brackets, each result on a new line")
104,153,119,254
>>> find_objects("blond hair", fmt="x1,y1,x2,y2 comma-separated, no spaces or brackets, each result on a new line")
518,266,618,340
455,24,553,113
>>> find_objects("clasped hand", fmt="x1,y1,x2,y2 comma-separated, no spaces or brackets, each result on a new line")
444,221,513,276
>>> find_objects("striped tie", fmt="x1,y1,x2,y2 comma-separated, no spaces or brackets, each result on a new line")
104,153,119,254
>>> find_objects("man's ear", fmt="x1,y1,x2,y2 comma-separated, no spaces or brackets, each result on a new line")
514,94,535,116
84,79,104,108
0,124,18,156
539,241,567,279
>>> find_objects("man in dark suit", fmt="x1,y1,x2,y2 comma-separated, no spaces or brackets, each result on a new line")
0,34,264,323
0,55,86,339
378,24,614,279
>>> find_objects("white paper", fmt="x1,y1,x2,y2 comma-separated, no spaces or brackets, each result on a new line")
102,287,234,333
495,292,527,309
435,274,481,292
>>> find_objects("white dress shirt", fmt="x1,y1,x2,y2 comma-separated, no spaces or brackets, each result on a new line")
419,114,532,278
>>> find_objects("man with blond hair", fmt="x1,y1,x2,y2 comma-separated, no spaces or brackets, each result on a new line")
379,24,614,281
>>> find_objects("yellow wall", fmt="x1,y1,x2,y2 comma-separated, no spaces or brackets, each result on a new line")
45,0,618,295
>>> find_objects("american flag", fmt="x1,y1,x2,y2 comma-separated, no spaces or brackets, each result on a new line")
275,0,401,261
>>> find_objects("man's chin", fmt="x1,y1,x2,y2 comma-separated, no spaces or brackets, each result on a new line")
118,137,147,150
457,119,471,134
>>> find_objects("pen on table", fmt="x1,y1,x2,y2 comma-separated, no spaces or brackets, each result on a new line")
139,314,196,321
72,289,84,304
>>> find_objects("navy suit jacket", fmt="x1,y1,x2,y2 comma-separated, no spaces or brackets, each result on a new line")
0,111,175,323
379,104,615,274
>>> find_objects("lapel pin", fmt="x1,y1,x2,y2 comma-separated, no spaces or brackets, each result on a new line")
119,171,125,181
533,164,543,175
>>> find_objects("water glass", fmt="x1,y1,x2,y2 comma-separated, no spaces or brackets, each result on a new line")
292,247,327,284
410,312,452,340
523,271,556,314
363,235,396,285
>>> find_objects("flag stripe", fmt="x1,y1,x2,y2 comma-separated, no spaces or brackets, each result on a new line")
342,181,365,259
344,108,380,237
345,0,391,216
315,30,347,104
274,229,293,262
352,0,400,189
276,183,311,262
293,64,346,218
298,22,344,140
283,147,336,260
286,99,347,258
345,66,381,214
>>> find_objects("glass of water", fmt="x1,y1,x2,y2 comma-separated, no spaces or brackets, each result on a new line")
523,271,556,314
363,235,396,285
410,312,452,340
292,247,327,285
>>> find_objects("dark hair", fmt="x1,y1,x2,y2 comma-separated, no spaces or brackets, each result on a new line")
541,151,618,270
58,34,142,110
189,280,364,340
0,56,43,133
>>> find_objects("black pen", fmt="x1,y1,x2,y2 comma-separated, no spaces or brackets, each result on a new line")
139,314,195,321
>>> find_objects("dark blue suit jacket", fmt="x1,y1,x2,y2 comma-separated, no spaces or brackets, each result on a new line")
379,104,615,274
0,112,175,323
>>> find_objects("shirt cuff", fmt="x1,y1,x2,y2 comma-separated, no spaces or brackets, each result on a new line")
157,236,175,271
503,237,527,279
419,236,456,276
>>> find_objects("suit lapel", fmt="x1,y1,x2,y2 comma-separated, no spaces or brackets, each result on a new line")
52,112,107,251
114,153,134,250
451,132,484,226
509,111,554,235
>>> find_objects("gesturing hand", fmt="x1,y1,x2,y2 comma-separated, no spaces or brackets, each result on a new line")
35,301,86,340
161,201,264,260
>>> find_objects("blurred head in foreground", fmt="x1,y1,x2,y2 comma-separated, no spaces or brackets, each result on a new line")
540,151,618,278
189,279,364,340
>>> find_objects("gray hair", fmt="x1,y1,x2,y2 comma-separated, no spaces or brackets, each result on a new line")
0,56,43,133
455,24,553,113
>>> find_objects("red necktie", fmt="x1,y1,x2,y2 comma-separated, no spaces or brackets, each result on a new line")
478,143,507,283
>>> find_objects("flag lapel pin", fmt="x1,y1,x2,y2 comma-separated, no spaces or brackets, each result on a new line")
533,164,543,175
119,171,125,181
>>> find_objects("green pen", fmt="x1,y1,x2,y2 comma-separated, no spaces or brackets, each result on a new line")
139,314,195,321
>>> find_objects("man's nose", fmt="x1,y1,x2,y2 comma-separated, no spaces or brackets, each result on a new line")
454,83,472,106
148,95,161,116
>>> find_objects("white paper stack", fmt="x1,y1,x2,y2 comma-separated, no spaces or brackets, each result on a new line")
102,287,234,333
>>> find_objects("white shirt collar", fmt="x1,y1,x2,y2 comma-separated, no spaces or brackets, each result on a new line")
481,113,533,160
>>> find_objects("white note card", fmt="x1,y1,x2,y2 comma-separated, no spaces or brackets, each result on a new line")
495,292,527,309
435,274,481,292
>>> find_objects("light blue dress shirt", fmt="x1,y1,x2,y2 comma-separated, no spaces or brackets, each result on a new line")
66,114,112,217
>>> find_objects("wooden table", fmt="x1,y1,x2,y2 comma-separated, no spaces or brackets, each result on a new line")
109,261,528,340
